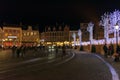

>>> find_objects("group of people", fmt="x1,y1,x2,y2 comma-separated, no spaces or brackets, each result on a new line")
12,45,27,58
103,43,114,58
103,43,120,62
11,45,67,58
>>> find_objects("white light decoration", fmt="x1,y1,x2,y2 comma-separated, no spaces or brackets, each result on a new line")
72,32,76,46
115,25,119,30
78,29,82,46
99,12,109,44
87,22,94,44
109,10,120,44
8,36,17,38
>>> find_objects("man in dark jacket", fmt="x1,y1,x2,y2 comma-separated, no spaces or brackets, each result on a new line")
103,44,108,58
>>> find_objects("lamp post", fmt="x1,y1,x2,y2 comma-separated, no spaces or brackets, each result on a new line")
115,24,119,51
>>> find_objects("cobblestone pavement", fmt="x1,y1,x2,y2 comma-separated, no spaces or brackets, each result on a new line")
0,48,66,63
0,49,72,71
0,50,112,80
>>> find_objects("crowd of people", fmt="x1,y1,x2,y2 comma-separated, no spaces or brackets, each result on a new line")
11,45,51,58
10,45,68,58
11,45,35,58
10,43,120,62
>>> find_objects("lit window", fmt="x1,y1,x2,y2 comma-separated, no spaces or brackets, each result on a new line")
34,32,36,35
27,32,29,36
31,32,33,35
5,33,8,36
24,33,26,36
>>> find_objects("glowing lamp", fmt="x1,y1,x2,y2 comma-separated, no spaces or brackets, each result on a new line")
115,24,119,30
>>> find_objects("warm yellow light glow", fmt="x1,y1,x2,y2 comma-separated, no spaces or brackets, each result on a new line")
9,39,12,41
2,39,5,41
27,32,29,36
47,42,52,44
5,38,8,41
36,38,38,41
34,32,36,35
24,33,26,36
31,32,33,35
5,33,8,36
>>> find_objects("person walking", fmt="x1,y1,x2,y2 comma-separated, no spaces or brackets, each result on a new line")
55,46,58,57
21,46,26,57
108,44,114,57
16,47,20,58
11,45,16,57
62,45,66,58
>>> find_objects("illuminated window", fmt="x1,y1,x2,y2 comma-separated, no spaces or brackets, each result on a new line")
34,32,36,35
5,33,8,36
24,33,26,36
27,32,29,36
31,32,33,36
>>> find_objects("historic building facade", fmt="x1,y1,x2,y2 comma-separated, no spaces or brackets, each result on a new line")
0,22,106,48
2,25,22,47
0,25,40,48
0,27,3,47
41,25,70,46
80,23,89,41
22,26,40,46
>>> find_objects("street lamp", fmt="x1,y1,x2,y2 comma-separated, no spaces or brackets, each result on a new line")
115,24,119,48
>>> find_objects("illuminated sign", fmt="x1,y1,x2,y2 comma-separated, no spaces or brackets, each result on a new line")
8,36,17,38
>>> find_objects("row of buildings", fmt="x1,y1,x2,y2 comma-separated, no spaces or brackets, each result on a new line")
41,23,105,47
0,25,39,47
0,23,106,48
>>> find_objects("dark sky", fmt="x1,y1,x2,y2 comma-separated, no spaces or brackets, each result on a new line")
0,0,120,32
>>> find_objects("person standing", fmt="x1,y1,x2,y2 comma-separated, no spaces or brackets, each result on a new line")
114,45,120,62
110,43,114,56
21,46,26,57
103,44,108,58
62,45,66,58
12,45,16,57
108,43,114,57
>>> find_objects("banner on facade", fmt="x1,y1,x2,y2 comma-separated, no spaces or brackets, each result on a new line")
8,36,17,38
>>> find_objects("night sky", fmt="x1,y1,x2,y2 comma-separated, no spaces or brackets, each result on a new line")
0,0,120,32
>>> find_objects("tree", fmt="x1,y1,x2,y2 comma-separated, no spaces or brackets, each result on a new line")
99,12,109,44
109,10,120,43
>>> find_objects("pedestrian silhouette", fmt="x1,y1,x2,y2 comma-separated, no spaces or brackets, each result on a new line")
103,44,108,58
